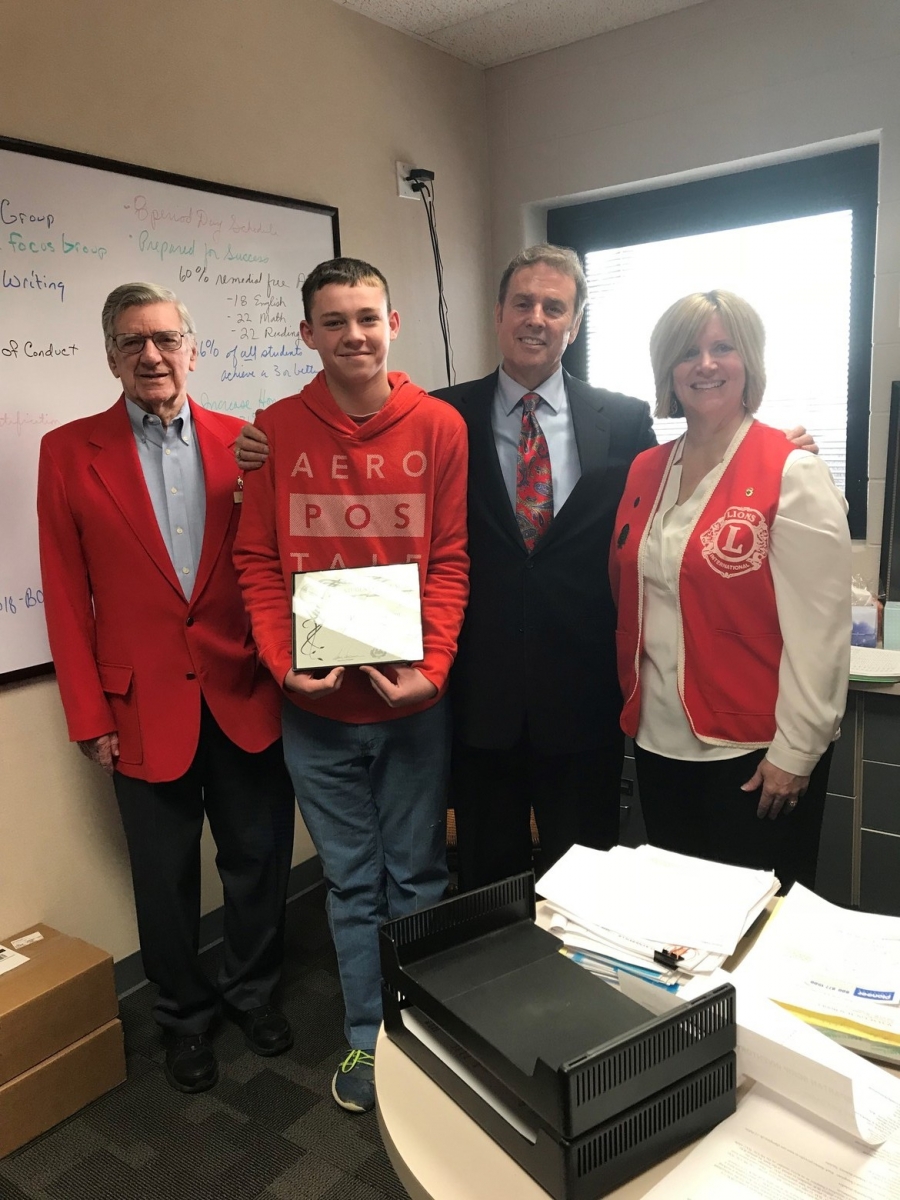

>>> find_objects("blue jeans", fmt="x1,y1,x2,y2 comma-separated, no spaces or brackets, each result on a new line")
281,697,450,1048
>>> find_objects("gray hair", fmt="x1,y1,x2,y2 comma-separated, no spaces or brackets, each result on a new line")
497,244,588,318
102,282,196,348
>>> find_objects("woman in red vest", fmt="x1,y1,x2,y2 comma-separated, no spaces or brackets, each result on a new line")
610,290,851,890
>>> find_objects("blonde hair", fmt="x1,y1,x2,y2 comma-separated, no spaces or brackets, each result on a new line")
649,290,766,419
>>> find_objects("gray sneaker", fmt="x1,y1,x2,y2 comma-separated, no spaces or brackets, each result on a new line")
331,1048,375,1113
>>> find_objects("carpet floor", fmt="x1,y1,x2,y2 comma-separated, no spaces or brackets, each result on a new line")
0,884,410,1200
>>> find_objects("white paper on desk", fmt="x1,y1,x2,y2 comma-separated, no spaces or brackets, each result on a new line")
620,966,900,1145
291,563,423,670
734,885,900,1037
736,978,900,1145
536,843,777,957
642,1085,900,1199
537,902,712,976
619,966,731,1014
850,645,900,680
627,844,779,954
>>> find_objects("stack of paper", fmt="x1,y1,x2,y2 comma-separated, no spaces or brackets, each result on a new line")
628,972,900,1197
643,1082,900,1198
733,883,900,1065
535,844,779,993
850,645,900,682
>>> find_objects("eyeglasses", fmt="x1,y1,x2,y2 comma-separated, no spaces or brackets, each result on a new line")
111,330,189,355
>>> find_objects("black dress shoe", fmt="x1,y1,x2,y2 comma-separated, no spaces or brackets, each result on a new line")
227,1004,293,1056
164,1033,218,1093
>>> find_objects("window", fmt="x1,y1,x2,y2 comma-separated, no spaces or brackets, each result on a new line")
585,212,852,488
548,146,878,537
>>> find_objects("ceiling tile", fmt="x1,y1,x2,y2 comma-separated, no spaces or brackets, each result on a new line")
430,0,708,67
331,0,709,66
333,0,512,37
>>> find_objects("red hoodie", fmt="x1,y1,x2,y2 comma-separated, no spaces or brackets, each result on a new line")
233,371,469,724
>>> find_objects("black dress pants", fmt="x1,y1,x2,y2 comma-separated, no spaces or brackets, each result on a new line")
451,731,625,892
113,701,296,1034
633,743,834,892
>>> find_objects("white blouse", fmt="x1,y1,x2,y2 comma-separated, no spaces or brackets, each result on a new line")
635,435,851,777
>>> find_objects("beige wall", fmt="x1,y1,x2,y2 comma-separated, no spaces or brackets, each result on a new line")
0,0,492,961
485,0,900,572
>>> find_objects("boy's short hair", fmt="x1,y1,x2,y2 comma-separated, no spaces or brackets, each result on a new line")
301,257,392,321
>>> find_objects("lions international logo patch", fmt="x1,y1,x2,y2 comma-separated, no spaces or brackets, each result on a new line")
700,506,769,579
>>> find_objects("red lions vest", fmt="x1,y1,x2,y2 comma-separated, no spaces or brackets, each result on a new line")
611,420,793,746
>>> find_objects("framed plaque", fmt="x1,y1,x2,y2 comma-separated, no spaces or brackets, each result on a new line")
291,563,424,672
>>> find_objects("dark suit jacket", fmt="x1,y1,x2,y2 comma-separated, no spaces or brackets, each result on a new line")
433,369,655,754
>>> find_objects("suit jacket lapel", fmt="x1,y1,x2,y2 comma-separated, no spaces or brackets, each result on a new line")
192,402,240,605
88,399,183,594
529,373,611,552
567,372,610,481
463,372,525,551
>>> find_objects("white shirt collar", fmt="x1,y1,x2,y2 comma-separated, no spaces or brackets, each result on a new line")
125,395,192,443
497,364,566,417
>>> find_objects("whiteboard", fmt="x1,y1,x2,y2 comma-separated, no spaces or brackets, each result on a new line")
0,136,338,680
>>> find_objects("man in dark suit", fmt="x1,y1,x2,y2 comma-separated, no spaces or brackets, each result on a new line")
38,283,296,1093
431,245,655,889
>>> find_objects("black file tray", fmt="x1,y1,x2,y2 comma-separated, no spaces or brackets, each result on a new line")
383,991,735,1200
379,873,736,1144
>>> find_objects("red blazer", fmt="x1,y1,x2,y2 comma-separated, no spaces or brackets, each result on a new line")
37,396,282,783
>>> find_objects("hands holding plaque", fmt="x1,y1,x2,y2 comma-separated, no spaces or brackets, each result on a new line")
286,564,434,708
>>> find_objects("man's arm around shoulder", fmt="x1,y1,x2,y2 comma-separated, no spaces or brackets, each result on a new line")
364,407,469,708
574,376,658,454
418,409,470,688
429,371,496,410
232,410,293,686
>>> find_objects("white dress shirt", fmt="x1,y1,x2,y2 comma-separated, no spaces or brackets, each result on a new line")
492,366,581,515
125,396,206,600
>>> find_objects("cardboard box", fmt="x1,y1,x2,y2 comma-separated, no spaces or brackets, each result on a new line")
0,924,118,1087
0,1020,126,1158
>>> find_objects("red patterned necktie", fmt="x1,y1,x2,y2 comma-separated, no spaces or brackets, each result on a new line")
515,391,553,551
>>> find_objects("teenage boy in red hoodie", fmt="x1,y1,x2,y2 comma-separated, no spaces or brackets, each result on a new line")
233,258,469,1114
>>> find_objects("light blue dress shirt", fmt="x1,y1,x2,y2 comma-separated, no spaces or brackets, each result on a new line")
125,396,206,600
492,365,581,515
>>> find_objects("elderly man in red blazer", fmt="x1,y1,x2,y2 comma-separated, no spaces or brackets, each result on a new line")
37,283,295,1094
